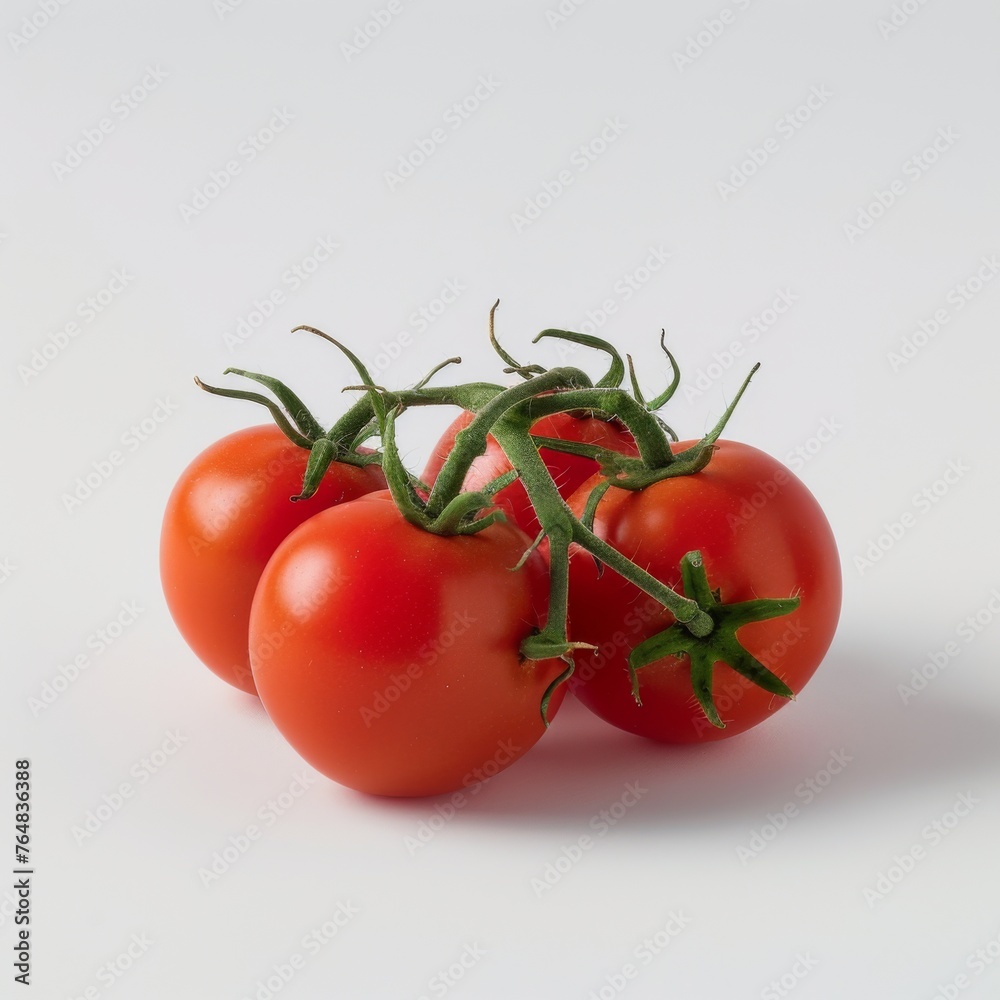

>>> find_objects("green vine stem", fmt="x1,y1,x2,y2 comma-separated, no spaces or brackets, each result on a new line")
532,330,625,389
521,387,673,468
489,410,712,635
196,323,794,728
521,363,760,489
488,299,546,379
422,367,594,520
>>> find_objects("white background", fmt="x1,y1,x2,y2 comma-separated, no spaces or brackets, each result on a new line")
3,1,1000,998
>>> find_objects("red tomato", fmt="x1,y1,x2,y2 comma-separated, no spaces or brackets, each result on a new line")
160,425,386,695
248,491,566,797
423,409,638,538
566,440,841,742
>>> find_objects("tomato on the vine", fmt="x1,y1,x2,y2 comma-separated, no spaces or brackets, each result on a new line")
423,409,638,537
248,491,566,797
160,425,386,695
566,440,841,742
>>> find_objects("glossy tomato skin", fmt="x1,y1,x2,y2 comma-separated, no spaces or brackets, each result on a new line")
160,425,386,695
249,491,566,797
423,409,638,538
566,440,841,743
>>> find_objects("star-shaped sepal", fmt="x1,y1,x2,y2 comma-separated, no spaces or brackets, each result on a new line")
628,550,800,729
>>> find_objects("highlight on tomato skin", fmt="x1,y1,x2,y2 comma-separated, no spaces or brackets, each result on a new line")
248,491,567,797
159,425,386,695
423,409,638,538
565,439,842,743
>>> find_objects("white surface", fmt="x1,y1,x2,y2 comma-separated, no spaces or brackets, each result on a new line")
3,1,1000,997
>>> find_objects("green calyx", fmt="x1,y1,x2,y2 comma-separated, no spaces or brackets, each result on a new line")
193,366,382,500
522,360,760,490
294,325,599,536
628,551,799,728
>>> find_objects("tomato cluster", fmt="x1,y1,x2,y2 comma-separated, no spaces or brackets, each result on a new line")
160,328,841,797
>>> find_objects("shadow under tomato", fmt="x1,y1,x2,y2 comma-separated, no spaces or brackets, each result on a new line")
362,636,1000,831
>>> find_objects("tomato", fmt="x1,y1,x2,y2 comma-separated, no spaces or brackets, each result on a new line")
566,440,841,742
248,491,566,797
423,409,638,538
160,425,386,695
